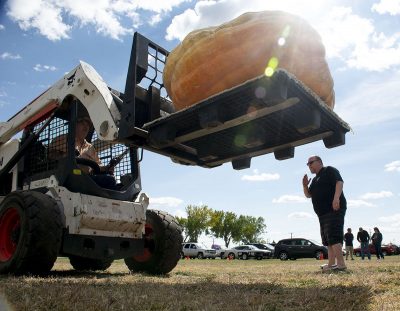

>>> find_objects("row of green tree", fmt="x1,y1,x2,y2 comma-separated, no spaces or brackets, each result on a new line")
176,205,266,248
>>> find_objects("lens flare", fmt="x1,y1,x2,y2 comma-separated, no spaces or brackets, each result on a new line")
234,134,246,147
264,57,279,77
278,25,290,47
255,86,266,98
282,25,291,38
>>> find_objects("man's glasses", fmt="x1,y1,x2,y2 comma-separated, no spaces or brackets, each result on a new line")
307,160,317,166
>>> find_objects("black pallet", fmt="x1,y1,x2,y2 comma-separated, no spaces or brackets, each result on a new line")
143,69,350,169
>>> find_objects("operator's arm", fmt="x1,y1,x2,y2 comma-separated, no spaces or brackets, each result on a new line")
86,144,113,174
302,174,311,198
332,180,343,211
48,134,67,159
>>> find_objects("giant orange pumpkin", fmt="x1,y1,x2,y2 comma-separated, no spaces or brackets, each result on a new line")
163,11,334,111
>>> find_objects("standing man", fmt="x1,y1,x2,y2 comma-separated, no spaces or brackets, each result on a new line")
371,227,384,260
357,227,371,260
302,155,347,272
344,228,354,260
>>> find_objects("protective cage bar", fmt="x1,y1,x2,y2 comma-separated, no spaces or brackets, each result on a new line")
23,116,135,187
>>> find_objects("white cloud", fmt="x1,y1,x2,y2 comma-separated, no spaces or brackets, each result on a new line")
33,64,57,72
0,52,21,60
0,24,4,30
149,14,162,26
318,7,400,71
347,199,376,208
288,212,315,219
379,213,400,223
166,0,334,41
241,169,280,182
6,0,189,41
149,196,183,207
165,1,400,73
384,160,400,172
272,195,308,204
378,213,400,235
360,191,393,200
7,0,72,41
372,0,400,15
174,209,187,218
0,90,7,97
334,73,400,127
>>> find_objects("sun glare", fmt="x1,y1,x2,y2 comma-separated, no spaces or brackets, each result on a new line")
265,57,279,77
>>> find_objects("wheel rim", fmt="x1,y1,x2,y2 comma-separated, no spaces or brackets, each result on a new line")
132,224,154,262
0,207,20,262
280,252,287,260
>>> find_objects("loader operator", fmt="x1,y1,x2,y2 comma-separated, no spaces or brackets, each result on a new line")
49,115,117,190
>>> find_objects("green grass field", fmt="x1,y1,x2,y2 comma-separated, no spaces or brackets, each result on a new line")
1,256,399,311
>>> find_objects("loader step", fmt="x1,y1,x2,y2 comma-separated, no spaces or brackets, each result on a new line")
143,70,350,169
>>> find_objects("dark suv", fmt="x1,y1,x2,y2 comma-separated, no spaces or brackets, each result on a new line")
274,238,327,260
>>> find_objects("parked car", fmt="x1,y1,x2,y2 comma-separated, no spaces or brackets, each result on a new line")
353,243,397,257
211,244,225,258
222,245,271,260
181,243,217,259
248,243,275,258
387,243,400,255
274,238,328,260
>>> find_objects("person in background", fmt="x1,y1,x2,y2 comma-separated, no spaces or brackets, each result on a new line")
357,227,371,260
344,228,354,260
371,227,384,260
302,155,347,272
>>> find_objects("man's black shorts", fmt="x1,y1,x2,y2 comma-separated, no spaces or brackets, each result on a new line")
318,211,345,246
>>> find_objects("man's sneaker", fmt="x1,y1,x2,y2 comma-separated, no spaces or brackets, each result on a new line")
332,266,347,272
321,264,337,272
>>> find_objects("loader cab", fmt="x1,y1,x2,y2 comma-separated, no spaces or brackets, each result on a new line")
20,98,142,201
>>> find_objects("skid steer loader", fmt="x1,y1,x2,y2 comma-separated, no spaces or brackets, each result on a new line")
0,32,350,275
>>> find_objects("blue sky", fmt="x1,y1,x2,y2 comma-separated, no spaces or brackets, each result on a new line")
1,0,400,247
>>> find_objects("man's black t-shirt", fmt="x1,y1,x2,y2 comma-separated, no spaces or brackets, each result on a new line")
344,232,354,246
357,230,370,243
309,166,347,216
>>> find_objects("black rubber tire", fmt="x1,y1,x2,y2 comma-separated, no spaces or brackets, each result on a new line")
197,252,204,259
69,256,113,271
242,253,248,260
355,252,361,257
228,253,235,260
124,209,183,275
0,191,62,275
279,251,288,261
